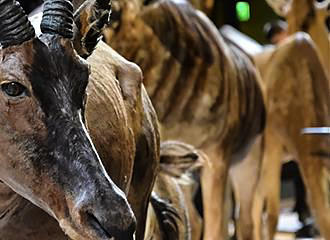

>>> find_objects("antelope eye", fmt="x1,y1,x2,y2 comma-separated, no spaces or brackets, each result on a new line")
1,82,27,97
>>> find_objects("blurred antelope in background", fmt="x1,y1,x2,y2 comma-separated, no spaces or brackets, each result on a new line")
220,0,330,239
249,1,330,239
219,0,330,238
266,0,330,76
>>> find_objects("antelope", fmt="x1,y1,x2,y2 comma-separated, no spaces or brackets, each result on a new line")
0,0,160,239
101,0,266,239
219,1,330,238
28,1,201,239
247,1,330,239
251,34,330,240
266,0,330,76
223,4,330,240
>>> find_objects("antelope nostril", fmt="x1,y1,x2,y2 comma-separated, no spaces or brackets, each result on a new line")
118,221,136,240
86,212,113,238
104,220,136,240
86,212,135,240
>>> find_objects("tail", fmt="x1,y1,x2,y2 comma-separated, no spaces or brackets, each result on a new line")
150,140,207,239
150,192,181,240
159,140,207,184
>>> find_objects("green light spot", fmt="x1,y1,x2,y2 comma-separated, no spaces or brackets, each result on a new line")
236,2,250,22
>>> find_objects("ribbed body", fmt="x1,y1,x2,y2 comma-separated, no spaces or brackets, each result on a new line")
107,1,266,160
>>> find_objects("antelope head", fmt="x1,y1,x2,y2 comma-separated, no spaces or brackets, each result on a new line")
0,0,136,239
266,0,330,33
266,0,293,16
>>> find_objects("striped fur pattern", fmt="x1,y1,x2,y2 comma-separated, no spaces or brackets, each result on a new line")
105,0,266,158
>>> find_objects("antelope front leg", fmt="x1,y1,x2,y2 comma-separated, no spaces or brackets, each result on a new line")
201,148,229,240
252,185,264,240
252,129,284,240
302,171,330,239
263,133,283,240
230,135,263,240
202,148,230,240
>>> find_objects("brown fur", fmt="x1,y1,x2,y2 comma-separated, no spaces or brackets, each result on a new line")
252,33,330,240
242,1,330,239
103,1,266,239
223,1,330,238
85,42,160,240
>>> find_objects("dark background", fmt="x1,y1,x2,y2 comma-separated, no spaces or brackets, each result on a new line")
19,0,280,44
210,0,279,44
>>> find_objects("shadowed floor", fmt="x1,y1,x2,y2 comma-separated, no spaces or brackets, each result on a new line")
275,200,323,240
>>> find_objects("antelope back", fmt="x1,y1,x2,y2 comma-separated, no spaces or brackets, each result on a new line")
105,0,266,158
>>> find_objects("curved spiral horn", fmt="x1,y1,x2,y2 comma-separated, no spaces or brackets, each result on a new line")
41,0,74,39
0,0,35,48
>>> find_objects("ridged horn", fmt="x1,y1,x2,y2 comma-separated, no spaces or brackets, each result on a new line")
41,0,74,39
0,0,35,48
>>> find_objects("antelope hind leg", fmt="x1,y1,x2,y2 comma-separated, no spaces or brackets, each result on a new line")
297,134,330,239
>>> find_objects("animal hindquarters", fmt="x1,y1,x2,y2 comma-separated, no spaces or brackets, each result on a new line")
262,33,330,239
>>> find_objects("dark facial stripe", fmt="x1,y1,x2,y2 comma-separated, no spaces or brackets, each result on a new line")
29,37,89,117
150,192,181,239
20,37,95,187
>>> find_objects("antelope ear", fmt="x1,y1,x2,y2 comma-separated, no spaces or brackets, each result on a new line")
73,0,111,58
